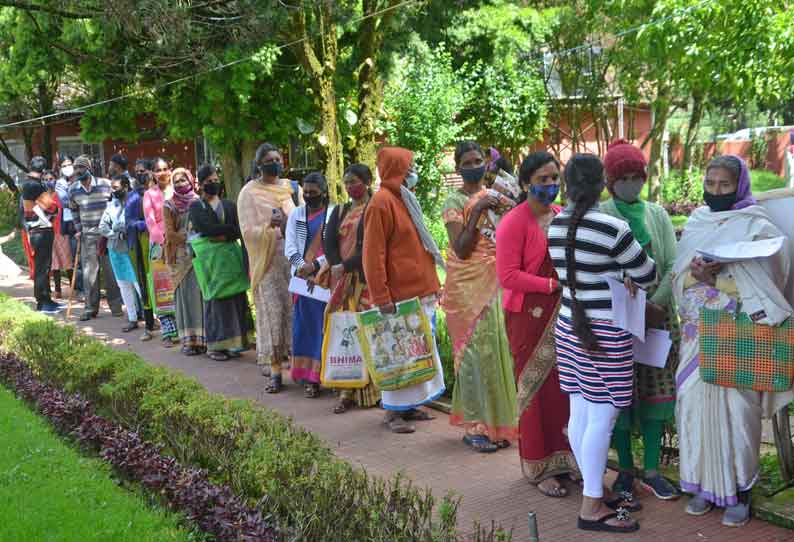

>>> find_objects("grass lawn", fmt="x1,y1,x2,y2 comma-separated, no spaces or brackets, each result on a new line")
0,386,193,542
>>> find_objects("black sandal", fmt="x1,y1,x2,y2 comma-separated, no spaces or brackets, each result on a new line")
304,384,320,398
401,408,435,421
265,375,283,394
333,398,354,414
462,435,498,453
208,351,230,362
578,510,639,533
606,491,643,513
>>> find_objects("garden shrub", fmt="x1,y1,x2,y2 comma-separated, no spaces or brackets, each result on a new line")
0,188,18,235
0,295,507,542
435,310,455,397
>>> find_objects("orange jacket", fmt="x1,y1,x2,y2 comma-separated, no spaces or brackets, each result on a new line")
362,147,440,306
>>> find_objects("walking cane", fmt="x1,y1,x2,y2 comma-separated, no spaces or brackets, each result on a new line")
66,236,81,319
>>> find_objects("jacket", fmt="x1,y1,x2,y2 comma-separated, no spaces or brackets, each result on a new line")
285,204,335,275
98,197,129,253
188,198,241,242
362,147,440,306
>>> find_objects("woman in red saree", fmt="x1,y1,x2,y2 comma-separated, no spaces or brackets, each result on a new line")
495,151,578,498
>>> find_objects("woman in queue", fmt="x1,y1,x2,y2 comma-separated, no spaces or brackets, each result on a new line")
495,151,578,495
441,140,518,452
674,155,793,527
600,140,681,501
322,164,381,413
238,143,297,392
549,153,656,534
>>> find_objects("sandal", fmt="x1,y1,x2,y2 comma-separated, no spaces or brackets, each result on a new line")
578,509,639,533
333,398,355,414
537,477,568,498
208,351,230,362
401,408,435,422
495,440,511,449
605,491,643,513
265,375,283,394
185,347,202,357
462,435,498,454
304,384,320,398
226,351,242,359
384,412,415,434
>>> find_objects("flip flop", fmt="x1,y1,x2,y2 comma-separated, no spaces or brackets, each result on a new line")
578,511,639,533
495,440,511,449
462,435,498,453
265,375,283,394
537,478,568,498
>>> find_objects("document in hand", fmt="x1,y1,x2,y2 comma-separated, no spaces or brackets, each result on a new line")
633,329,672,368
696,236,785,263
288,276,331,303
604,275,646,341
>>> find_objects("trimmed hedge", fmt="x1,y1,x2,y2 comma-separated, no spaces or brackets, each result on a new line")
0,295,507,542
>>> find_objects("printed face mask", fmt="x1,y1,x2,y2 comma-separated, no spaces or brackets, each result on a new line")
529,183,560,206
613,179,644,203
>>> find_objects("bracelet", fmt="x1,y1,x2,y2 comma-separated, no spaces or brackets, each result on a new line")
549,277,554,294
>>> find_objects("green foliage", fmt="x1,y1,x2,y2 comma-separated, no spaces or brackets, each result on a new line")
750,133,770,170
660,170,703,205
751,169,786,193
0,387,191,542
435,310,455,398
0,189,18,234
383,45,466,213
0,295,508,542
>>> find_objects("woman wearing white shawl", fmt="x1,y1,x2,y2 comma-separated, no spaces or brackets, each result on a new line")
674,155,793,527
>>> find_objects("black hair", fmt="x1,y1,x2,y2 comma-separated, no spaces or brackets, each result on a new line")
454,140,484,168
29,156,47,173
42,169,56,180
197,164,217,184
344,163,373,185
110,153,128,170
303,171,328,193
517,151,560,204
493,156,514,175
153,157,169,170
706,155,742,184
112,174,131,189
253,142,280,177
563,154,605,351
135,157,154,171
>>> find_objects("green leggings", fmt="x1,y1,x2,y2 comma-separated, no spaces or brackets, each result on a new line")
613,419,664,473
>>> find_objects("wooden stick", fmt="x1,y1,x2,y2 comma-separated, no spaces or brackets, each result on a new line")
66,236,81,319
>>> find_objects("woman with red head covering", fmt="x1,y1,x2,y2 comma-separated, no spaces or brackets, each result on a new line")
601,140,680,502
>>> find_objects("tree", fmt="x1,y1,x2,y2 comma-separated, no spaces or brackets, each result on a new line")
383,45,465,212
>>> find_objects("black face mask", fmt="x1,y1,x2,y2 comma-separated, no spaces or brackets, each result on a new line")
113,189,126,200
75,170,90,183
260,162,283,178
304,194,323,209
460,165,486,184
203,182,221,196
704,190,737,212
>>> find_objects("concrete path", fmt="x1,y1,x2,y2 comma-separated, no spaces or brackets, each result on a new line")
2,275,793,542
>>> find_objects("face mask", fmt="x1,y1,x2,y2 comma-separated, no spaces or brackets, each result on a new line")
529,184,560,206
75,170,90,182
613,179,644,203
61,165,74,178
46,181,56,190
113,189,126,200
305,194,324,209
174,183,193,195
405,170,419,190
704,190,737,212
460,165,486,184
136,172,148,185
346,183,367,200
260,162,283,178
202,182,221,196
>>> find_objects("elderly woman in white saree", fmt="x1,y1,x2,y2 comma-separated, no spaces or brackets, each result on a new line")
674,155,793,527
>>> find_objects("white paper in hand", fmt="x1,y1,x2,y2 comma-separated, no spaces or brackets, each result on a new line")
696,236,785,263
288,276,331,303
605,275,646,341
633,329,672,368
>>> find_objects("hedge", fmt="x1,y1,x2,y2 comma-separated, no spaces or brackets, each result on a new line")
0,295,508,542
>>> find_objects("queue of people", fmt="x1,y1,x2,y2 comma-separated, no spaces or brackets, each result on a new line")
18,138,793,534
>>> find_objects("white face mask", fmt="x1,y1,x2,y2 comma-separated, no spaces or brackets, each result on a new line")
61,165,74,178
405,169,419,189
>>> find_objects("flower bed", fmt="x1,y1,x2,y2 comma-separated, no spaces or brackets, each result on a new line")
0,295,506,542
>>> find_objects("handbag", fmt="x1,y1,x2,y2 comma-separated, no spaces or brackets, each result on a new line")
320,311,370,389
699,307,794,392
190,237,250,300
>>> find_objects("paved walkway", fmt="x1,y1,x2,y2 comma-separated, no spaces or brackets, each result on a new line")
3,275,793,542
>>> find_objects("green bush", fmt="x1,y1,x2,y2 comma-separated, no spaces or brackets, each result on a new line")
0,189,18,235
751,169,786,193
0,295,508,542
435,310,455,398
660,170,703,205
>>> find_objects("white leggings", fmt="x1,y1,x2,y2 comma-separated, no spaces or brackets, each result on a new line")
568,393,620,498
117,280,140,322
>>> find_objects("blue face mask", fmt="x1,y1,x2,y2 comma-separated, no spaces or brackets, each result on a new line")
460,165,486,184
529,183,560,205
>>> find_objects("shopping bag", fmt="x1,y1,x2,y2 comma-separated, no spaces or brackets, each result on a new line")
356,297,437,391
149,259,176,315
190,237,250,300
320,311,369,389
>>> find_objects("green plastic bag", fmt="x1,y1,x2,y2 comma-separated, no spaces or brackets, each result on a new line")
189,237,250,300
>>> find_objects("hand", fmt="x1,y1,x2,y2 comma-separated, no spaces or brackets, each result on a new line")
474,194,500,214
331,264,344,282
297,262,315,278
690,257,721,286
646,301,667,329
623,276,638,298
378,302,396,314
74,231,82,240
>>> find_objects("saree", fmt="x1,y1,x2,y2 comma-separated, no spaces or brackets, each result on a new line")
291,208,327,385
674,205,793,506
237,179,295,370
441,190,518,442
325,204,380,408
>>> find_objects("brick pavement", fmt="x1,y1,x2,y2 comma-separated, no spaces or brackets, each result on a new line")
2,276,793,542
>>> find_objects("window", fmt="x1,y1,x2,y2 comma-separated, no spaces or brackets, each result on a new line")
289,136,319,172
0,139,26,187
57,137,104,175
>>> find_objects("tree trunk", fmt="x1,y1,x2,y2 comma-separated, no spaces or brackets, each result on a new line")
646,92,672,203
219,138,258,201
37,82,54,166
680,91,705,173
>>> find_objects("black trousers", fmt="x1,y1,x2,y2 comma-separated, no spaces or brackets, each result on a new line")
29,229,54,307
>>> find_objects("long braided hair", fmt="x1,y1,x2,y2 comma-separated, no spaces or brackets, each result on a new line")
563,154,606,351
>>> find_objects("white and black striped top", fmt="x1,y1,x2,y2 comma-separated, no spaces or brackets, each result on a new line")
548,207,657,321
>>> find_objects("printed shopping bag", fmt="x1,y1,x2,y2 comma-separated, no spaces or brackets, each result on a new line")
320,311,369,389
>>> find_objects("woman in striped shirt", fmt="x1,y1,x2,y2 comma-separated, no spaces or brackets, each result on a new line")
548,154,656,534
